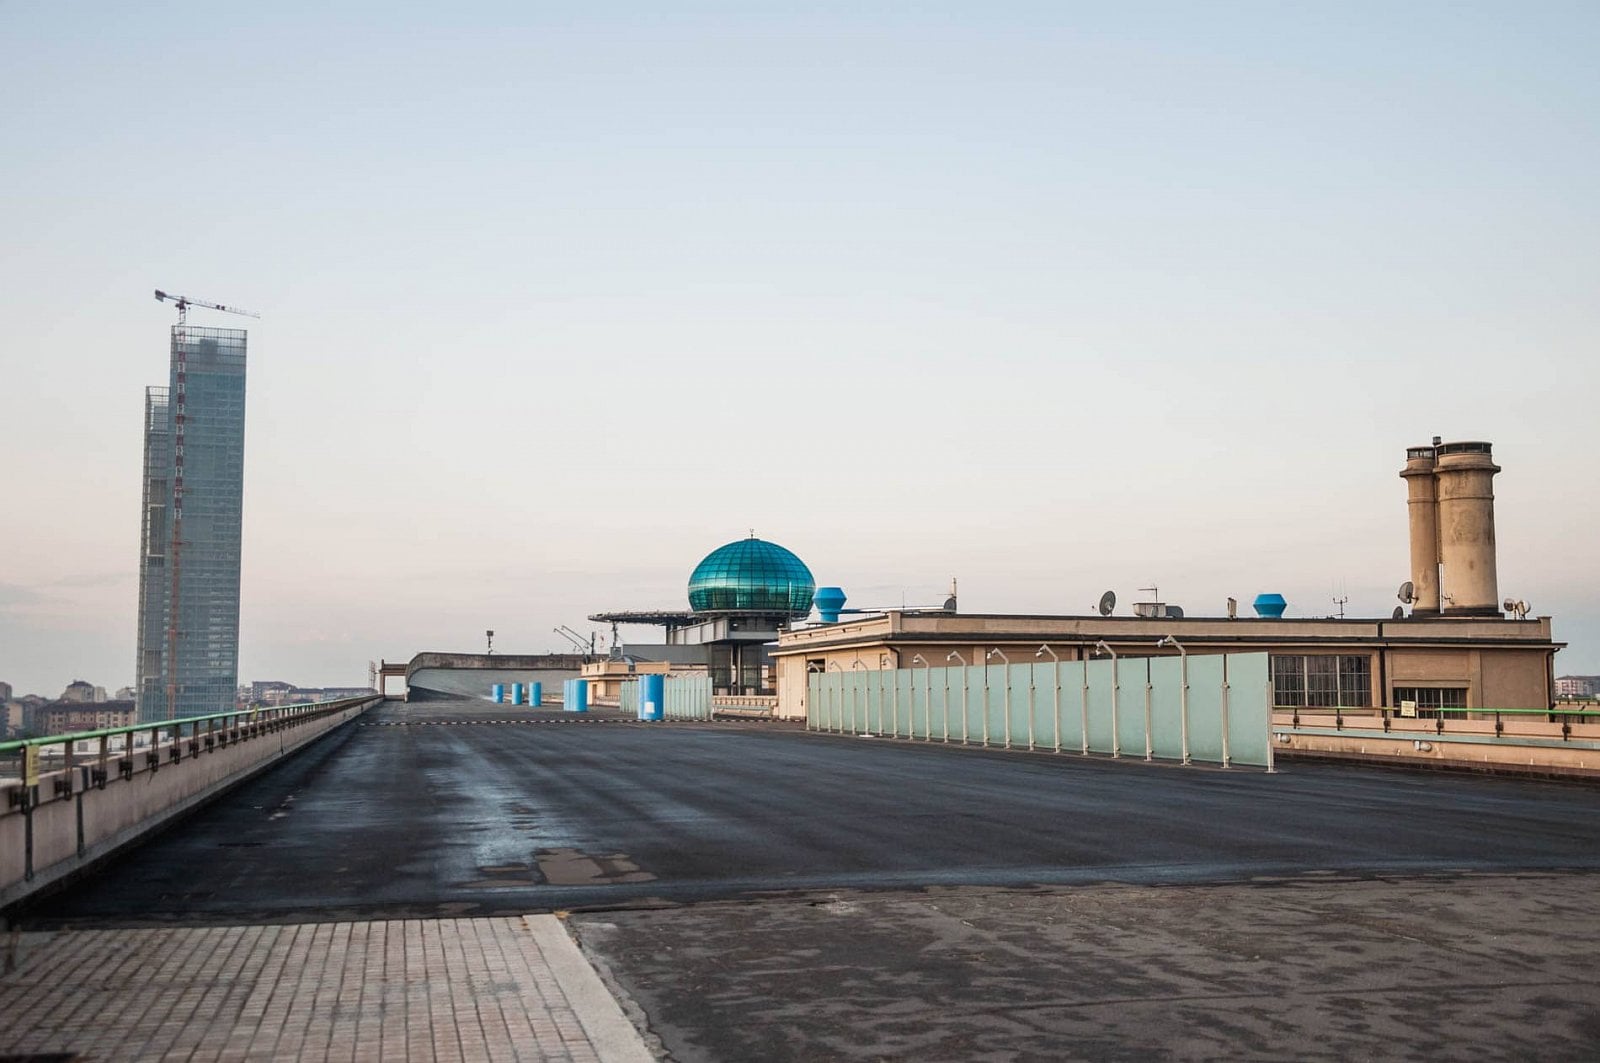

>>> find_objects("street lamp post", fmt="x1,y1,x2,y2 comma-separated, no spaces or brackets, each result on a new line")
947,651,969,744
911,654,932,741
1036,645,1061,753
1094,641,1120,758
987,649,1010,748
1158,635,1190,765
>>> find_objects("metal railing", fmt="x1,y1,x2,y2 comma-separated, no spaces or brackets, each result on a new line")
1279,704,1600,737
1,697,377,804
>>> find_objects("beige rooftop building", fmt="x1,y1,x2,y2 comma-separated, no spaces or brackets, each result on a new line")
771,440,1563,720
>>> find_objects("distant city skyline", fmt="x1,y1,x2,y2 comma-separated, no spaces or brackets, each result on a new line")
1,3,1596,696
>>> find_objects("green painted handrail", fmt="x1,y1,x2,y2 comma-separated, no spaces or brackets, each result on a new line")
1278,706,1600,717
0,695,377,755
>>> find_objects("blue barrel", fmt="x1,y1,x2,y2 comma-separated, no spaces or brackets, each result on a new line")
492,683,505,704
568,679,589,713
638,674,665,721
530,681,543,707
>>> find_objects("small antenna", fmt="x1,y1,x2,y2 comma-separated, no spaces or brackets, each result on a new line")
1332,594,1348,619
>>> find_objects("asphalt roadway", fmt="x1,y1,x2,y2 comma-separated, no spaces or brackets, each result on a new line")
27,698,1600,925
22,698,1600,1060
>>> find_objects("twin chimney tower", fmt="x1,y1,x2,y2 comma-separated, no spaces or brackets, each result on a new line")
1400,440,1502,617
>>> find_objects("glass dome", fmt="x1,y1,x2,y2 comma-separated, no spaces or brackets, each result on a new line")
688,537,816,616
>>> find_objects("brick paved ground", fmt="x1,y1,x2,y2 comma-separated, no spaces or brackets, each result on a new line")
0,915,652,1062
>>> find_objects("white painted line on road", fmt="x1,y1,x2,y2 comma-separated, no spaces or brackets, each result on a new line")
524,914,656,1063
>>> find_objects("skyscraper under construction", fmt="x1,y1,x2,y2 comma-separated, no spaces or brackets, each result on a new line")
135,325,247,722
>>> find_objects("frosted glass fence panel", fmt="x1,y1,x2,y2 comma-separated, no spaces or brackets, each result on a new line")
1086,665,1118,755
807,653,1272,769
1114,662,1149,759
664,675,712,719
1224,653,1272,767
893,671,915,738
1148,656,1187,761
1184,656,1227,764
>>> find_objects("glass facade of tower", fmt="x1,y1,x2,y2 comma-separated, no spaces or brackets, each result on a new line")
135,327,247,722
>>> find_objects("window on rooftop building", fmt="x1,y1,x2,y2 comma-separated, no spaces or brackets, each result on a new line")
1272,654,1372,708
1392,686,1467,719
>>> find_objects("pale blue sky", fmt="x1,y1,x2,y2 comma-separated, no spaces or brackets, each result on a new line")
2,2,1597,695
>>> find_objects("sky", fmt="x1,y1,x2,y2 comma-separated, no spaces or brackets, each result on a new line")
1,1,1597,696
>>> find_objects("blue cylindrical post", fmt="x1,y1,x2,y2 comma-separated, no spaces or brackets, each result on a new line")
530,681,543,707
638,674,665,721
568,679,589,713
491,683,505,704
511,682,525,705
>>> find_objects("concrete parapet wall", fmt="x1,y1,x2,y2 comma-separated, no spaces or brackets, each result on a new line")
405,653,588,679
1273,711,1600,777
406,667,581,702
1,698,377,912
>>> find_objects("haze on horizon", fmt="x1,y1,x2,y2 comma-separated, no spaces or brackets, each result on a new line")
2,1,1596,698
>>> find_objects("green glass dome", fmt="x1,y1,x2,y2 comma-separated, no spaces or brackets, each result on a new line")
688,537,815,616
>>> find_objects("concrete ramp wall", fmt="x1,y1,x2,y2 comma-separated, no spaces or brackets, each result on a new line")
1,697,377,912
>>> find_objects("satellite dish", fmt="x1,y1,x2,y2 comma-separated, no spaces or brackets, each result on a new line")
1397,581,1415,604
1098,590,1116,617
1503,598,1516,613
1166,605,1184,619
942,595,957,611
1392,605,1405,620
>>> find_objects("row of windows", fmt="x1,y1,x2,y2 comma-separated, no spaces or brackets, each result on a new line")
1272,655,1475,713
1271,655,1373,708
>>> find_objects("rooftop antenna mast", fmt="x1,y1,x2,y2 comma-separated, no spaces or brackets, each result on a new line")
152,288,259,719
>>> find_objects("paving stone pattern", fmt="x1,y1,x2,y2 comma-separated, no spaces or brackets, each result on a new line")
574,873,1600,1062
0,916,632,1062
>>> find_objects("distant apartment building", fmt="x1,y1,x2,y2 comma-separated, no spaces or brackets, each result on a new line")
135,326,248,722
1556,675,1600,699
59,680,99,703
0,681,11,704
36,700,137,735
251,680,294,703
250,685,372,707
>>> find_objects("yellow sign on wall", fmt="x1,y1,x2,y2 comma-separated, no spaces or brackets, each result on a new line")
22,746,40,787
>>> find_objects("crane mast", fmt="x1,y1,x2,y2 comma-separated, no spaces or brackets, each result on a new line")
153,289,258,719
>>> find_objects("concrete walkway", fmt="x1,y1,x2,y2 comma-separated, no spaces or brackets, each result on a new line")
573,873,1600,1061
0,915,653,1062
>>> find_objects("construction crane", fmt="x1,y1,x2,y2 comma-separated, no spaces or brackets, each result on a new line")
154,289,260,324
152,288,259,718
